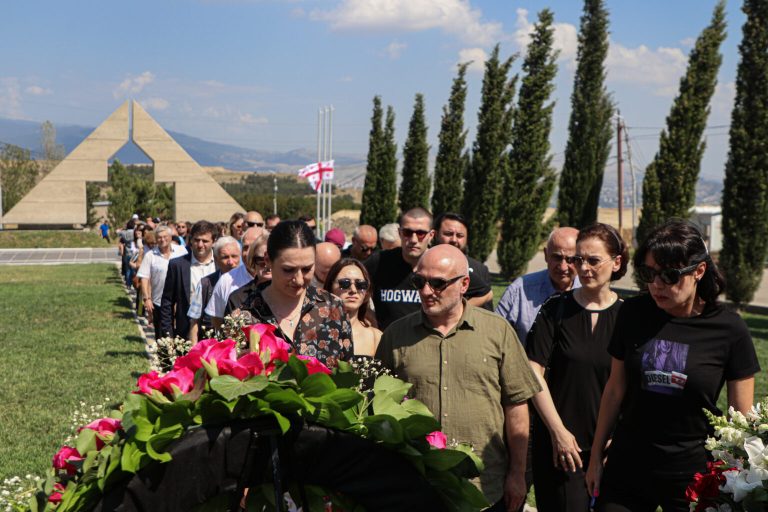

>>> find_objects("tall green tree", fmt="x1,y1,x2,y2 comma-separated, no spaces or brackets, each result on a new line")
432,63,469,216
399,93,431,212
498,9,559,280
107,161,173,227
463,45,517,262
0,144,39,214
556,0,613,228
360,96,385,227
380,106,399,222
636,1,727,244
720,0,768,307
40,120,65,174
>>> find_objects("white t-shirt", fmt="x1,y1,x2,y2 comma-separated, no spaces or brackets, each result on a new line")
204,264,254,319
137,246,187,305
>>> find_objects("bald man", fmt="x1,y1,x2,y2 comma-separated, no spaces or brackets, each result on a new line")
376,245,540,511
496,227,581,345
245,210,265,231
342,224,378,261
312,242,341,289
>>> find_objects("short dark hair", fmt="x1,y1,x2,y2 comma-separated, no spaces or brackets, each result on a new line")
433,212,468,232
399,206,433,227
298,214,315,223
324,258,374,323
190,220,218,241
267,220,316,260
634,219,724,306
266,214,280,223
577,223,629,281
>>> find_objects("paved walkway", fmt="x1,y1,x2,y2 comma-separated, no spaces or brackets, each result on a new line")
0,247,119,265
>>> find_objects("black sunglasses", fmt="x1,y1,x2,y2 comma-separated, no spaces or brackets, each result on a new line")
410,273,465,292
337,278,369,292
246,221,264,228
635,263,699,285
400,228,431,241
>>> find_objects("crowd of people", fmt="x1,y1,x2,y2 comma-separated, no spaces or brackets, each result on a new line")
111,208,759,512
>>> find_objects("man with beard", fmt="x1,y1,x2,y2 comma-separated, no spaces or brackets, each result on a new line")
433,212,494,310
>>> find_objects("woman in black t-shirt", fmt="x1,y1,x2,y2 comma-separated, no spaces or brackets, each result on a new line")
586,220,760,512
526,223,628,512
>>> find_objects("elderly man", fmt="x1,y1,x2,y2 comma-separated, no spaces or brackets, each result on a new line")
376,244,540,511
137,225,187,337
245,210,265,231
342,224,378,261
378,223,401,250
312,242,341,289
495,227,580,346
205,226,262,330
187,235,241,342
433,212,494,310
364,207,434,329
160,221,218,339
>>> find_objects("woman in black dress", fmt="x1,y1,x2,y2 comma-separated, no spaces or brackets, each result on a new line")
586,220,759,512
526,222,628,511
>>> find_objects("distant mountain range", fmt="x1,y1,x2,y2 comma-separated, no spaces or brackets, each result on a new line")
0,117,367,180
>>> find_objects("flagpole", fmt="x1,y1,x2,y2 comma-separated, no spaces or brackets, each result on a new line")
327,105,334,232
316,108,322,238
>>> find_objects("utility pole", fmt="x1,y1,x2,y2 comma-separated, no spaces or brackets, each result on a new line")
616,111,623,234
268,170,277,216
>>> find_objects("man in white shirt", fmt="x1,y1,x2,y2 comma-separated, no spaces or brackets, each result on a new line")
205,226,262,330
137,225,187,336
159,221,218,339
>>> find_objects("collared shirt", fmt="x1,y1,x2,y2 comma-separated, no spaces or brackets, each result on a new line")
495,269,581,346
136,246,187,305
188,281,204,320
189,253,215,303
205,264,253,318
235,285,353,368
376,302,541,504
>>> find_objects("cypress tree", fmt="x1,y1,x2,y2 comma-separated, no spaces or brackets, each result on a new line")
556,0,613,228
380,106,399,223
498,9,559,280
432,63,469,216
719,0,768,307
399,93,431,212
360,96,384,227
636,1,726,244
463,45,517,262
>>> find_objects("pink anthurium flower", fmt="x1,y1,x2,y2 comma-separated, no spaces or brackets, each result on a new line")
53,446,82,475
297,355,332,375
426,431,447,449
136,368,195,398
174,338,237,372
79,417,122,449
48,483,65,504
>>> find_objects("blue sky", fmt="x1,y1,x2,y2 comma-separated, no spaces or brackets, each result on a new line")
0,0,745,179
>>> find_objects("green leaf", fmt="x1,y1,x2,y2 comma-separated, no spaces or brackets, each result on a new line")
286,355,309,384
264,389,314,414
363,414,404,445
311,401,352,430
399,414,441,439
422,449,467,471
451,443,485,473
371,395,409,419
209,374,269,401
120,441,147,474
373,374,412,401
325,388,364,409
330,369,361,389
75,428,98,456
146,424,184,462
157,400,194,430
132,416,154,442
401,398,434,417
299,372,337,397
264,409,291,434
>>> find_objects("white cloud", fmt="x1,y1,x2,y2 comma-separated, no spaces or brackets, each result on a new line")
311,0,503,46
238,112,269,125
457,47,487,73
141,97,170,111
113,71,155,99
680,37,696,48
25,85,52,96
338,75,354,82
382,40,407,59
0,77,23,118
607,44,688,95
711,80,735,116
511,8,578,64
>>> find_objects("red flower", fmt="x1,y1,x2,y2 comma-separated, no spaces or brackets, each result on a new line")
297,355,332,375
426,431,447,449
136,368,195,397
48,483,65,504
53,446,82,475
218,352,266,380
79,417,122,449
686,461,730,510
174,338,237,372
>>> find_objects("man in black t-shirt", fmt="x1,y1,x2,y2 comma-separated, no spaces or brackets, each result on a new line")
364,207,435,329
433,212,494,310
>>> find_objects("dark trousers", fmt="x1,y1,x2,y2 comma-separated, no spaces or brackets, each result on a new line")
597,465,693,512
532,424,592,512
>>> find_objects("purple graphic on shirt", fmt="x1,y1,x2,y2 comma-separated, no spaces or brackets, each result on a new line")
640,339,689,395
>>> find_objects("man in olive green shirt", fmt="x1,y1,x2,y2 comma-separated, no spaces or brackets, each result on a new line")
376,244,541,511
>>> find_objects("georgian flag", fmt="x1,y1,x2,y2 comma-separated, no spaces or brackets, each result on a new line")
297,160,334,191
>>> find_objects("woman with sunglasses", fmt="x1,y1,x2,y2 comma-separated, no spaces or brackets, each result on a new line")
525,223,627,511
233,221,353,368
586,220,759,512
228,212,246,241
324,259,381,357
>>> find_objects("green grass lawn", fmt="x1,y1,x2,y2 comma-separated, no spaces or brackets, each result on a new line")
0,264,147,480
0,230,110,248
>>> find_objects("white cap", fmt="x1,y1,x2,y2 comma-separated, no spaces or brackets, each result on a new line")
131,214,139,220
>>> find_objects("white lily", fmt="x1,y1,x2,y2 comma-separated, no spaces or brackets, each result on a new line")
721,469,763,502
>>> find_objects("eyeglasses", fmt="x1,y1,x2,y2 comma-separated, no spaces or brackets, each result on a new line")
336,278,369,292
246,221,264,228
400,228,431,241
635,263,699,285
251,255,266,267
410,273,465,292
566,255,615,269
355,241,377,253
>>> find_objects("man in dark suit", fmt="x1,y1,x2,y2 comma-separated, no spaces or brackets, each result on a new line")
159,220,217,339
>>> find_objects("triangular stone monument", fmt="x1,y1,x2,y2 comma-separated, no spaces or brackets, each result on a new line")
3,100,244,225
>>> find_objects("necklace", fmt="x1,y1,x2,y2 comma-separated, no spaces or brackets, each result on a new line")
264,288,303,329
